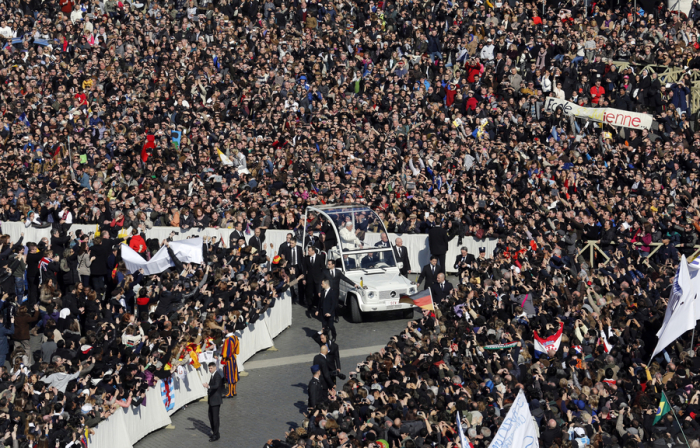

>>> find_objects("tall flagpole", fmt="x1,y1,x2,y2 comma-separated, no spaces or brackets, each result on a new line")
664,390,692,448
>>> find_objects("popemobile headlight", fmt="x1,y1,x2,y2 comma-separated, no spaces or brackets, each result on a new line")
366,290,376,299
408,286,417,295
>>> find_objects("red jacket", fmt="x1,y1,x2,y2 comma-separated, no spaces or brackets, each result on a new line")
129,235,147,253
590,85,605,104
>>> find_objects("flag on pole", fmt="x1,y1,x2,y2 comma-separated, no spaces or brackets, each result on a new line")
654,391,671,424
652,255,696,360
490,390,540,448
399,289,434,311
533,321,564,356
218,148,234,166
456,412,471,448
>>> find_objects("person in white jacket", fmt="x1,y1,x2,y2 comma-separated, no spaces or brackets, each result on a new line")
540,70,553,93
480,39,495,61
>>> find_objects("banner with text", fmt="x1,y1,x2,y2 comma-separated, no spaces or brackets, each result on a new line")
544,97,653,130
489,390,540,448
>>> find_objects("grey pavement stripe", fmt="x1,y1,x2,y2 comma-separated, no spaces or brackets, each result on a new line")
244,345,386,370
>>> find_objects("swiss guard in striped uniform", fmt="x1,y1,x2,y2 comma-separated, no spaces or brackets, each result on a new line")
221,332,240,397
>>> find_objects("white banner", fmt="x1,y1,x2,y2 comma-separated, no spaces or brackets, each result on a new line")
543,97,653,130
490,390,539,448
121,237,203,275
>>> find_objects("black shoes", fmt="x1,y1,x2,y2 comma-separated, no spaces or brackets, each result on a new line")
209,435,220,442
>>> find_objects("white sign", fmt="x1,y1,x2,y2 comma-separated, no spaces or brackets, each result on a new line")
543,97,653,130
490,390,540,448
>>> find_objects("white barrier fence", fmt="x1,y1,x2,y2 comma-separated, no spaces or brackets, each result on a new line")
87,290,292,448
1,223,496,274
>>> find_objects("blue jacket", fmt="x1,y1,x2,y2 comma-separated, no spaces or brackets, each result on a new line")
671,83,690,111
0,323,15,356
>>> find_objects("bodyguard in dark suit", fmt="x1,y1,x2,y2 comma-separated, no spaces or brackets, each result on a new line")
205,362,224,442
312,331,343,383
312,345,334,391
428,222,451,272
228,223,245,247
281,238,305,303
304,246,325,309
322,260,359,323
316,280,337,340
394,238,411,277
248,227,266,252
430,273,454,303
454,247,476,275
417,256,440,290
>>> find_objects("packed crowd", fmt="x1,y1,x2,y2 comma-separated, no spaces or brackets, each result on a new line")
0,0,698,445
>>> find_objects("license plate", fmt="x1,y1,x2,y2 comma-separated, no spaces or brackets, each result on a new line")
386,300,398,306
387,304,402,309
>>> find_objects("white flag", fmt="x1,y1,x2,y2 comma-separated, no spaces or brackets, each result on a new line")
687,258,700,322
652,255,696,359
489,390,539,448
121,237,204,276
456,412,471,448
658,256,693,335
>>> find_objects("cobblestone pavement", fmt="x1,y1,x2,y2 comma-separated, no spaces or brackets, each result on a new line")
135,302,414,448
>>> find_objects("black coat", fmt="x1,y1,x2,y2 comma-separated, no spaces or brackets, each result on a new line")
312,353,333,390
319,288,335,316
90,239,118,276
428,227,449,255
417,263,440,290
208,370,224,407
248,230,266,252
430,280,454,302
304,254,326,283
308,377,325,408
454,253,476,272
394,245,411,275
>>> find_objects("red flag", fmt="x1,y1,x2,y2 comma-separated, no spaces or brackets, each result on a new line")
141,135,155,163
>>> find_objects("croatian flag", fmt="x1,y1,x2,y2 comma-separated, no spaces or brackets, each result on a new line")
572,345,582,355
534,322,564,357
161,377,175,411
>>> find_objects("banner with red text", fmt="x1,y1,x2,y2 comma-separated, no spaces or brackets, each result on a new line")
544,97,653,130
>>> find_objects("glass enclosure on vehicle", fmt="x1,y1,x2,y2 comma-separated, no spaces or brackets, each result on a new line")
304,205,395,272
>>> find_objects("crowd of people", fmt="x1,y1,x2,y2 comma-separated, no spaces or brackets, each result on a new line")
0,0,697,445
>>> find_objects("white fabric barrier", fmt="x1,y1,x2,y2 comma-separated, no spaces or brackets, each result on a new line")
235,320,274,372
265,289,292,340
87,410,131,448
1,222,496,273
120,381,173,442
168,363,208,415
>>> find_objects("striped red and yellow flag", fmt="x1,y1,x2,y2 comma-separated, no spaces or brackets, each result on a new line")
399,289,434,311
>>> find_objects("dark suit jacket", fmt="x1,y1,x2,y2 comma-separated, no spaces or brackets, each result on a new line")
319,288,335,315
322,268,355,293
90,239,119,276
417,264,439,290
454,253,476,272
229,229,245,246
394,245,411,275
430,280,454,302
311,335,341,371
304,254,326,283
308,377,325,408
281,245,304,268
428,227,449,255
312,353,333,390
248,229,266,252
208,370,224,407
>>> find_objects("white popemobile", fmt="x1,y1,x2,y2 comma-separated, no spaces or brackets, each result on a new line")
302,205,418,323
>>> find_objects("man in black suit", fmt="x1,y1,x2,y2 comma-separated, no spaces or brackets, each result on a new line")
454,246,476,275
304,246,325,311
312,331,344,384
394,237,411,277
428,221,450,273
282,238,304,304
417,256,440,290
374,232,391,248
311,345,334,392
228,222,245,248
430,272,454,303
316,279,337,340
277,233,294,259
248,227,266,252
204,362,224,442
322,260,359,323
